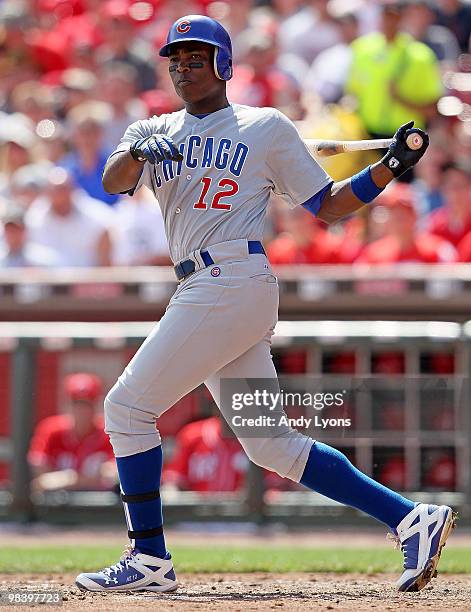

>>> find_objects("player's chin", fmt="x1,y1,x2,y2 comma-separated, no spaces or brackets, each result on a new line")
176,84,205,103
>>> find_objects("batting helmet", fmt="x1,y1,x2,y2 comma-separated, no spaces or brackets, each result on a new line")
159,15,233,81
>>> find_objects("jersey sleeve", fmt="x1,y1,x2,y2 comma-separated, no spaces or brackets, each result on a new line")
108,117,164,195
112,118,160,155
266,110,333,208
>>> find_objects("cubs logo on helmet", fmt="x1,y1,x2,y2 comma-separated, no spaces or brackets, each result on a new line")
176,20,191,34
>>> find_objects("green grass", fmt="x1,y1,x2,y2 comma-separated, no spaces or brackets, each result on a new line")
0,545,470,574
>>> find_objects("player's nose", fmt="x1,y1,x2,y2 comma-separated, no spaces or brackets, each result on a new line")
175,61,191,73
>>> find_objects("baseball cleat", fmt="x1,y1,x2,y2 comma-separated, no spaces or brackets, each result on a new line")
394,503,456,592
75,547,178,593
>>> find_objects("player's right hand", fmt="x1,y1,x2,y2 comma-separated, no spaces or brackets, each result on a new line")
130,134,183,164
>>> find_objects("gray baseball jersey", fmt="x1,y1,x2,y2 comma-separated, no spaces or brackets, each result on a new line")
112,104,332,263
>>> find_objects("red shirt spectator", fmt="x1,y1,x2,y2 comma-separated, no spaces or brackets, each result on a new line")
358,233,456,264
456,230,471,261
163,416,248,492
228,31,300,112
268,207,341,264
427,162,471,247
357,184,457,264
28,372,115,491
28,413,113,476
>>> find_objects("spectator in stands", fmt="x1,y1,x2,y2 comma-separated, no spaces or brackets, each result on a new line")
26,167,112,267
10,81,55,126
357,184,457,263
9,164,50,209
0,1,36,100
0,114,36,196
427,161,471,247
59,69,98,116
110,188,171,266
163,415,248,492
96,0,156,93
99,62,146,149
435,0,471,53
346,0,442,139
305,8,359,104
411,145,448,218
28,373,116,492
0,204,59,267
278,0,341,65
61,101,119,206
404,0,460,64
37,122,69,165
457,230,471,262
228,30,301,116
267,205,341,264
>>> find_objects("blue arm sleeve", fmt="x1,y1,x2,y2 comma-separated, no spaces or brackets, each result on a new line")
301,181,333,216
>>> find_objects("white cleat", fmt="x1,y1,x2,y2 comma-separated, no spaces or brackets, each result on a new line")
75,547,178,593
394,503,456,592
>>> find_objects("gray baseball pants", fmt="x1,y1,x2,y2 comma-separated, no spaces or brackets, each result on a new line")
104,239,313,482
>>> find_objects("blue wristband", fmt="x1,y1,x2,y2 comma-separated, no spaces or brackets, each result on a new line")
350,166,384,204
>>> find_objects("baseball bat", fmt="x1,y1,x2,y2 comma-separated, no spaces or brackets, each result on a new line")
304,133,423,158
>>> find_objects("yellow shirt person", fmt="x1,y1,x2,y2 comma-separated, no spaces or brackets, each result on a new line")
346,32,443,136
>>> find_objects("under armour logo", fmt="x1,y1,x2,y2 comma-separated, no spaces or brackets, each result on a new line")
126,574,139,582
389,157,400,169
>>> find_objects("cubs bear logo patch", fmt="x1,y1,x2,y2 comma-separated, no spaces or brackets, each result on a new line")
211,267,221,277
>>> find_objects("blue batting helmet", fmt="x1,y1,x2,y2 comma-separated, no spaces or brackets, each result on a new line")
159,15,233,81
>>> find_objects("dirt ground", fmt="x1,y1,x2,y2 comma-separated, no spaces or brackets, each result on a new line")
1,572,470,612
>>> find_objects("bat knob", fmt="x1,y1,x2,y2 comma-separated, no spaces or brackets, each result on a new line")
406,132,423,150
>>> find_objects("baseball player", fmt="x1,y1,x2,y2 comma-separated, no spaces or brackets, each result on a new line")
76,15,454,594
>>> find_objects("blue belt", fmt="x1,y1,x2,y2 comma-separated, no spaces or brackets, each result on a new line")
174,240,266,281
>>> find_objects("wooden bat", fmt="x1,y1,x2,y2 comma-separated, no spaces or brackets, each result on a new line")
304,133,423,158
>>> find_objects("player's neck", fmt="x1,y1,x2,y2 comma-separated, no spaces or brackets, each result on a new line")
185,92,230,117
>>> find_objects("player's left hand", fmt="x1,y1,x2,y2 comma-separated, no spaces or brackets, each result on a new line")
130,134,183,164
381,121,429,178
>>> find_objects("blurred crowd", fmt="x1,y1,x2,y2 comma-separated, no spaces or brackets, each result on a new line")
1,0,471,267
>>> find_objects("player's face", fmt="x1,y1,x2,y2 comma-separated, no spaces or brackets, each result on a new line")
168,42,224,104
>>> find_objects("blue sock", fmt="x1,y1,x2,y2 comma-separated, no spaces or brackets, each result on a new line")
300,442,415,529
116,445,167,558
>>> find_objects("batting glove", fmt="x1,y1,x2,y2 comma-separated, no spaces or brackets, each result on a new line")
381,121,429,178
130,134,183,164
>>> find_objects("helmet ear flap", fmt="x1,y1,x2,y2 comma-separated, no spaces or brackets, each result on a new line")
213,46,232,81
213,47,222,80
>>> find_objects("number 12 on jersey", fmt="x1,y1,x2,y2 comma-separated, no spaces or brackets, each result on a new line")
194,177,239,211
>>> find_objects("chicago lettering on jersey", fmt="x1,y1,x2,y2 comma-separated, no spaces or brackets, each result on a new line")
153,136,249,187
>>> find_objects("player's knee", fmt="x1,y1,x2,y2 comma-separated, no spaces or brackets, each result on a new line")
103,385,123,435
104,383,162,456
103,383,147,436
241,432,313,481
242,438,286,474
